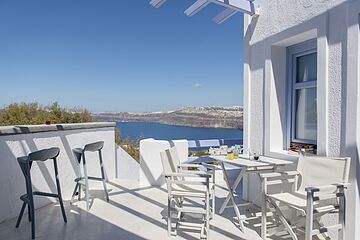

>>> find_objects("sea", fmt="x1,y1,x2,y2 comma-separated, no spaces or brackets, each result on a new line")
116,122,243,142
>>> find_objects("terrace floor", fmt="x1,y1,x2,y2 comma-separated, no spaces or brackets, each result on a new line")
0,179,306,240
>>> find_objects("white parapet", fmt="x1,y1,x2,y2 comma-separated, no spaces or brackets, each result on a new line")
139,138,188,187
116,145,139,181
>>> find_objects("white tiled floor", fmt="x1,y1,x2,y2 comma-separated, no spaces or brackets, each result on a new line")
0,179,298,240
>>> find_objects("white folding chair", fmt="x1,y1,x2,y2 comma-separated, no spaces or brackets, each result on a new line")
165,146,216,218
260,154,351,240
161,147,213,239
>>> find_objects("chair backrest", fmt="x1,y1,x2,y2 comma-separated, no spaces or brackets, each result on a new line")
84,141,104,152
160,147,180,176
297,155,351,192
28,147,60,161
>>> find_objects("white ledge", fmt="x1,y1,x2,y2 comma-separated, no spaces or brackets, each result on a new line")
0,122,116,136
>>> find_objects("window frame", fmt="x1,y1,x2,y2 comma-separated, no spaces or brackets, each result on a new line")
286,39,317,146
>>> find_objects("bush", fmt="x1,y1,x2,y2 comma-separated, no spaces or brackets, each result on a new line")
0,102,140,161
0,102,92,125
115,128,140,162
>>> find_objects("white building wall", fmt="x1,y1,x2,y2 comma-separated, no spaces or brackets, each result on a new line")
345,1,360,239
244,1,360,239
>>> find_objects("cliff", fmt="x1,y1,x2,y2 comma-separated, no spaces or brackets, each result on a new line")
93,106,243,129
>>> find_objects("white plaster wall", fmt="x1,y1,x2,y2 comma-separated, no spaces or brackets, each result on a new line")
345,1,360,239
0,126,116,223
139,139,188,187
244,0,359,239
116,146,139,181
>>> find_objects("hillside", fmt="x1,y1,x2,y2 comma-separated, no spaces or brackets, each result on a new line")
93,106,243,129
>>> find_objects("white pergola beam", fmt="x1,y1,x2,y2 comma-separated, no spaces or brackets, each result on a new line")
212,8,237,24
150,0,167,8
150,0,260,23
184,0,211,17
211,0,254,15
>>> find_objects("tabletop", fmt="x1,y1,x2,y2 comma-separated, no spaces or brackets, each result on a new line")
207,155,294,168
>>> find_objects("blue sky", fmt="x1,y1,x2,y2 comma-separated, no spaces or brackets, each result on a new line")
0,0,244,112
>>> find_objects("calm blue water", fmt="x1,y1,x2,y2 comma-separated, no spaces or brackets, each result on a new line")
116,122,243,142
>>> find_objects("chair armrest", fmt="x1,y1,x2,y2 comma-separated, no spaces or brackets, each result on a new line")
178,163,202,169
305,182,351,193
164,172,212,179
260,171,300,179
181,170,208,175
305,183,351,202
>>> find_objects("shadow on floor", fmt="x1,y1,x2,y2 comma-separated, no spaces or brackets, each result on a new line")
0,180,308,240
0,200,147,240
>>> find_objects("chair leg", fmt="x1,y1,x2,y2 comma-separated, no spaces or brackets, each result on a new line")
205,194,210,240
101,179,109,202
15,202,27,228
28,195,35,239
83,155,90,211
70,183,79,204
53,159,67,222
305,191,314,240
25,166,33,225
30,209,35,239
212,188,215,219
73,150,83,201
99,150,109,202
59,197,67,223
167,197,172,236
22,162,35,239
84,177,90,211
78,183,82,201
211,170,215,219
261,177,267,239
338,186,345,240
27,204,31,222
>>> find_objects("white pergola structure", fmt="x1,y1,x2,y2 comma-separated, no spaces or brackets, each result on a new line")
149,0,260,24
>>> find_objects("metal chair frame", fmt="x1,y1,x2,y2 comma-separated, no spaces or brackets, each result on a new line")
15,147,67,239
70,141,109,210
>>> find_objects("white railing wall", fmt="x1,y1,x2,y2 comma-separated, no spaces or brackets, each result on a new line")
139,138,188,186
116,146,139,181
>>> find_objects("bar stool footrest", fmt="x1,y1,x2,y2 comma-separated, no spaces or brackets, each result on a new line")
33,191,60,198
75,176,105,182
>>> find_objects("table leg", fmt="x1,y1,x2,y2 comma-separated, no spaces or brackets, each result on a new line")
219,165,246,214
219,162,246,232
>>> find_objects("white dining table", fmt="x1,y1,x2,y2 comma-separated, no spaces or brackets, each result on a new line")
207,155,294,233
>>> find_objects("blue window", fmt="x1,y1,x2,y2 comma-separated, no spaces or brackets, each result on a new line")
287,40,317,145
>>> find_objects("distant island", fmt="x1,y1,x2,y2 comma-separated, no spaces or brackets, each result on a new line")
93,106,243,129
